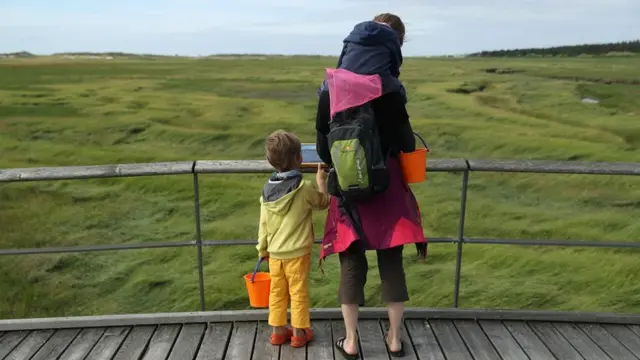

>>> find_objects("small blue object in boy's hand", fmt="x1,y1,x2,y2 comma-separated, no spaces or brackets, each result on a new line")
301,143,322,164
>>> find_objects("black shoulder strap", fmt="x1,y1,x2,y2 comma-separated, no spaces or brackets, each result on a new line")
337,195,367,243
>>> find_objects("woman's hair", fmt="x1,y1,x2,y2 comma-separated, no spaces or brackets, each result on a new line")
373,13,405,46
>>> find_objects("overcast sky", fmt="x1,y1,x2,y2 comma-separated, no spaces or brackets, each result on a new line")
1,0,638,56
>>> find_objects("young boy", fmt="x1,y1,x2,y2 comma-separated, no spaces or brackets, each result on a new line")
318,13,407,103
257,130,330,347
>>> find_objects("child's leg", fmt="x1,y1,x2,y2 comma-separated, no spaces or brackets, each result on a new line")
284,254,312,346
268,258,290,343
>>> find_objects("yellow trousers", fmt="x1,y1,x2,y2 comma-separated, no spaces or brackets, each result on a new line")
268,254,311,329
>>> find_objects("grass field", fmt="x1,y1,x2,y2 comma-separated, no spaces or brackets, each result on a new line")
0,56,639,319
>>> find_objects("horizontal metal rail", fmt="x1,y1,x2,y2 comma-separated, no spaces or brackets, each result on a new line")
467,159,640,175
465,238,640,248
3,237,640,257
0,158,639,316
1,158,639,182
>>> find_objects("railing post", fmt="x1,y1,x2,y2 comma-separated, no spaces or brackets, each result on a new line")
193,173,206,311
453,169,470,308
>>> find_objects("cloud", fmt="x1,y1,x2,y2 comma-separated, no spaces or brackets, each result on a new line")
0,0,638,56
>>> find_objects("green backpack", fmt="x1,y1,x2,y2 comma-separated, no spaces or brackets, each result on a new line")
327,102,390,201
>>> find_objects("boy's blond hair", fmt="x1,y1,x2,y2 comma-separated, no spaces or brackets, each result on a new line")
265,130,302,172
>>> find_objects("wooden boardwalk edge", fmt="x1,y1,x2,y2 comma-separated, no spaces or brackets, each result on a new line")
4,308,640,332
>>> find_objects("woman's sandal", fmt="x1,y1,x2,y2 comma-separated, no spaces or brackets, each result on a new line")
291,328,314,348
335,337,359,360
270,328,293,345
384,333,406,358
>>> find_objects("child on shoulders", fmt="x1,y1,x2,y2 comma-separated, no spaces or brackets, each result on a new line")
318,13,407,103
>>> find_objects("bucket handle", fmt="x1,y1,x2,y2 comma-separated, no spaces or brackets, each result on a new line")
250,257,267,283
413,132,430,152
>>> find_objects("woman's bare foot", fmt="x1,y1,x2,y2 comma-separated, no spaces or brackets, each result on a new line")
344,336,358,354
386,334,402,352
335,337,358,359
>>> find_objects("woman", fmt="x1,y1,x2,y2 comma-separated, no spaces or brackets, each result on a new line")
315,13,427,359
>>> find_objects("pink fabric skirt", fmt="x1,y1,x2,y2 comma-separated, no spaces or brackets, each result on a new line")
320,157,426,259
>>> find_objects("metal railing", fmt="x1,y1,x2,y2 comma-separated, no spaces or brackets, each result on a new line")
1,159,639,312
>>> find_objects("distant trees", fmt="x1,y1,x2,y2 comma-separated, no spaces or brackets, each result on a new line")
0,51,35,58
470,40,640,57
53,52,140,57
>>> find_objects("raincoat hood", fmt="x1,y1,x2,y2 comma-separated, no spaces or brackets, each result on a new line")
261,170,303,215
341,20,403,76
318,21,406,103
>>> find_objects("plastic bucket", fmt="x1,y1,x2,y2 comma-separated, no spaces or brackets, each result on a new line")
244,257,271,308
399,148,428,184
244,272,271,308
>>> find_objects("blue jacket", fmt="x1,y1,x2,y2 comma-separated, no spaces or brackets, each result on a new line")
319,21,407,103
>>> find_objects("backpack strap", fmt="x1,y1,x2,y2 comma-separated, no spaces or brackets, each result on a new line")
337,195,368,243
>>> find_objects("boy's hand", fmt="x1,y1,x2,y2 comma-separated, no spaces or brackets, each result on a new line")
316,164,328,183
316,164,329,194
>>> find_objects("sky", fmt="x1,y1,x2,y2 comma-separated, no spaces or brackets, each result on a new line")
1,0,639,56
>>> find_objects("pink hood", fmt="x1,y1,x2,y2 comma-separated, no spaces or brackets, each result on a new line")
326,68,383,118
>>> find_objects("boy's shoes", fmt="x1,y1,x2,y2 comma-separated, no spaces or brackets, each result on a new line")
270,328,293,345
291,328,314,348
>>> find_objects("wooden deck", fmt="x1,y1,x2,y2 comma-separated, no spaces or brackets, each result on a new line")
3,318,640,359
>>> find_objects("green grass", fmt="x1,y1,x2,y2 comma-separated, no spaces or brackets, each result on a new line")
1,56,639,319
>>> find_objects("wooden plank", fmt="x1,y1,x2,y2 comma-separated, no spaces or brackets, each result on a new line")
503,321,556,360
479,320,528,360
528,322,583,360
454,320,501,360
356,320,387,360
405,320,445,360
58,327,107,360
603,324,640,357
307,321,334,360
225,322,258,360
84,327,130,360
579,324,637,360
141,324,181,360
553,323,610,360
381,319,418,360
251,322,279,360
30,328,81,360
428,319,473,360
332,319,362,358
630,325,640,338
4,330,54,360
279,335,306,360
168,323,206,360
0,331,30,359
196,322,233,360
112,325,156,360
359,320,386,359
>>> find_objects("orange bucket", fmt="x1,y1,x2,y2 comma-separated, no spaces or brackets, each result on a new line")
244,272,270,308
244,257,270,308
399,148,428,184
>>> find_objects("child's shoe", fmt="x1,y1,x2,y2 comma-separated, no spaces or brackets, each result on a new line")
291,328,313,348
270,328,293,345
